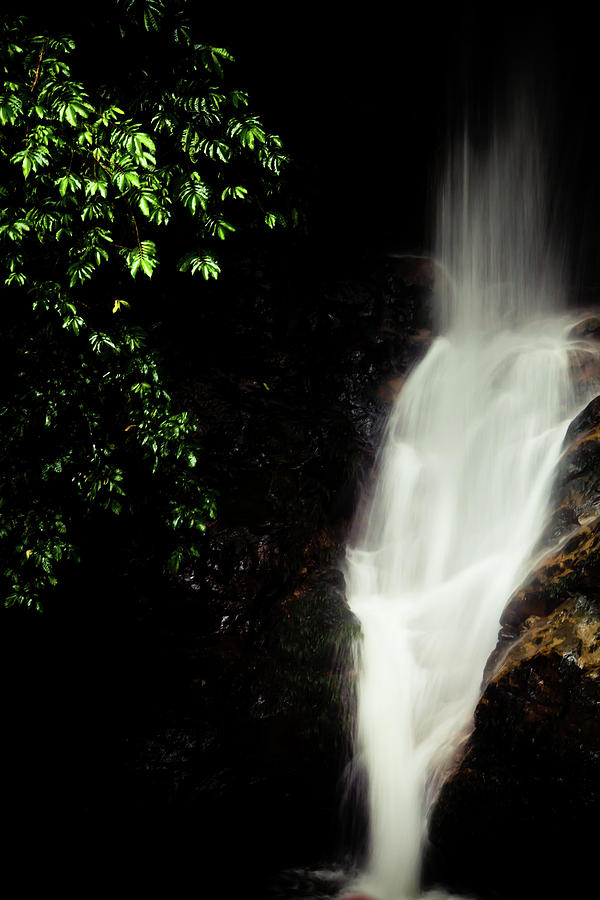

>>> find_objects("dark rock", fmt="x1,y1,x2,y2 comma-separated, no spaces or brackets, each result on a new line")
565,393,600,441
538,394,600,546
429,591,600,899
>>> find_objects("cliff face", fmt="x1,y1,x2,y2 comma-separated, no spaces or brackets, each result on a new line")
428,323,600,900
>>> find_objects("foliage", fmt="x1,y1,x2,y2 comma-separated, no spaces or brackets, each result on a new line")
0,2,293,609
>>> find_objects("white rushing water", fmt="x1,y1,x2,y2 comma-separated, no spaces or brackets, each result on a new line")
343,109,597,900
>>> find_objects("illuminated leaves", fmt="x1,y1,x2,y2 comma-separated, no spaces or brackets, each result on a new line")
0,92,22,125
227,114,266,150
177,250,221,280
10,143,50,178
125,239,158,278
176,173,211,215
220,185,248,201
116,0,166,32
197,136,231,163
0,1,292,609
57,172,83,196
203,213,235,240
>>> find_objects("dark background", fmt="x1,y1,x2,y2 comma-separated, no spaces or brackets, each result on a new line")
14,4,600,268
193,5,600,282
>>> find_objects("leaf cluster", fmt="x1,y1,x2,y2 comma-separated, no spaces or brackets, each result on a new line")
0,2,293,609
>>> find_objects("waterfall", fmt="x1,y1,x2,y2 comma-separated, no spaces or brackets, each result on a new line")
343,107,595,900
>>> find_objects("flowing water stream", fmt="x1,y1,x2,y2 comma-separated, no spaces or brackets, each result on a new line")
343,108,598,900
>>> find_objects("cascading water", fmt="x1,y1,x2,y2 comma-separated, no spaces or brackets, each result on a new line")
343,108,598,900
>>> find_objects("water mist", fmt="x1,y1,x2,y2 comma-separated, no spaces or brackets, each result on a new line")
343,107,597,900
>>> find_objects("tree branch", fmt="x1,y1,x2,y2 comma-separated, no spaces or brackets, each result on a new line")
30,40,47,93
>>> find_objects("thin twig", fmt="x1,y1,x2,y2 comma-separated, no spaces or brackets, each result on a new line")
30,40,47,93
129,210,142,256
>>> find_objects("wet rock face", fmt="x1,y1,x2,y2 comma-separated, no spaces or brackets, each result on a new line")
499,519,600,631
540,394,600,546
428,385,600,900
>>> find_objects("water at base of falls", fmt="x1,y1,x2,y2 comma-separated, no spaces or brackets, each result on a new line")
342,106,600,900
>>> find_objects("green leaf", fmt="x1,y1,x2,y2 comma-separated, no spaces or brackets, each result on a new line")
177,251,221,280
143,0,165,31
220,185,248,201
176,174,210,214
126,240,158,278
197,137,230,163
203,214,235,240
67,261,95,286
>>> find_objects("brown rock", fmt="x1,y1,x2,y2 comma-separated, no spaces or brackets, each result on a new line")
500,519,600,632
